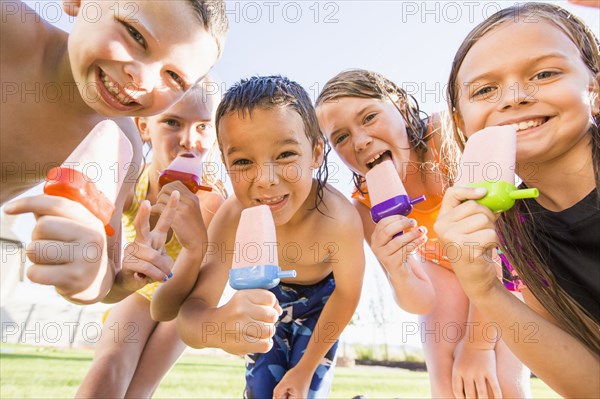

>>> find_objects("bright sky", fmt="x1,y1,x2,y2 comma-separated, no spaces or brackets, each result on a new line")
5,0,599,347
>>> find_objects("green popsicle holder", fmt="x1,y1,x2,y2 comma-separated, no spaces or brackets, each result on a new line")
466,181,539,212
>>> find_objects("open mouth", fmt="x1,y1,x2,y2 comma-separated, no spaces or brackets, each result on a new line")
366,151,392,170
509,117,549,133
98,68,140,108
256,194,289,210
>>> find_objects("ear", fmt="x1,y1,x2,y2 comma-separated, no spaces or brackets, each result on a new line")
134,117,151,143
590,72,600,117
62,0,82,17
312,138,325,169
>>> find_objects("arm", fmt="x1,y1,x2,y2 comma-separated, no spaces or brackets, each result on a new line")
273,204,366,398
354,200,435,314
151,185,223,321
435,186,600,398
177,198,281,355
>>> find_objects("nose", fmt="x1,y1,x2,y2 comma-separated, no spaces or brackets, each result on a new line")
123,62,160,93
353,130,373,152
179,126,200,151
498,81,536,110
254,162,280,189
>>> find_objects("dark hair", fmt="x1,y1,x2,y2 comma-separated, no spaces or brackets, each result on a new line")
316,69,460,192
447,2,600,354
187,1,229,57
215,75,330,210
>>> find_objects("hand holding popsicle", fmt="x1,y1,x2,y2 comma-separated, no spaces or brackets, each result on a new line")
456,126,538,212
3,120,134,304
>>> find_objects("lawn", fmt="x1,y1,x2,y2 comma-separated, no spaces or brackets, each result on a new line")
1,344,560,398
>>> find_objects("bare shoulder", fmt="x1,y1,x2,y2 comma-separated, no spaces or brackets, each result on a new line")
318,184,364,233
1,1,59,66
207,195,243,238
198,190,226,227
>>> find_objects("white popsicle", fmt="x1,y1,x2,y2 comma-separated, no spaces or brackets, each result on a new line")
456,125,517,187
63,120,133,203
232,205,278,269
365,159,408,205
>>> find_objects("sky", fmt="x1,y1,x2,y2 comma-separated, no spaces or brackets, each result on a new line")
3,0,599,348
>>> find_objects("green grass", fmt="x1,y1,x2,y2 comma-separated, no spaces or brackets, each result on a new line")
1,344,560,398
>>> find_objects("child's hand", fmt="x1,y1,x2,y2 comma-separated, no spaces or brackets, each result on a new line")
434,186,500,297
370,215,427,275
120,192,179,292
272,366,312,399
209,289,282,356
452,338,502,399
4,194,110,304
152,180,206,253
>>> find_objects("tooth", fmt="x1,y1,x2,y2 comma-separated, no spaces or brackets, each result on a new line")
518,122,528,130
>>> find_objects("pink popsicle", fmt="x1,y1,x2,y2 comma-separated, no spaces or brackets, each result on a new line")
232,205,279,269
159,153,212,192
456,125,517,186
365,159,408,205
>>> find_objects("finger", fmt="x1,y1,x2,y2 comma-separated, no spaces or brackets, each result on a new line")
245,289,279,307
26,240,75,264
475,378,489,399
487,376,502,399
439,186,487,216
452,374,466,399
133,200,152,244
247,304,281,324
31,214,103,242
451,212,497,235
152,191,180,248
4,194,97,221
243,321,276,340
124,243,172,280
464,379,477,399
373,217,417,244
26,263,80,292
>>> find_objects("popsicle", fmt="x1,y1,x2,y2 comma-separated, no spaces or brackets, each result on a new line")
366,159,426,224
44,120,133,235
229,205,296,290
158,153,212,193
456,125,539,212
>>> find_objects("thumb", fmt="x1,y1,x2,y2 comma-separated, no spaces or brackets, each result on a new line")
439,186,487,215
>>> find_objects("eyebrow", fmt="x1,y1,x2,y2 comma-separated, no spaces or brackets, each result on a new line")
226,138,301,156
463,52,571,83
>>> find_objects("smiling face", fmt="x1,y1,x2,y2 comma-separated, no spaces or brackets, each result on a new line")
317,96,412,179
66,0,219,117
455,20,599,165
137,86,218,173
218,106,323,226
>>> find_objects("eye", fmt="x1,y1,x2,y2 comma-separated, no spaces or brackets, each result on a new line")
533,71,559,80
163,119,180,128
472,85,496,98
231,159,251,167
278,151,297,159
197,123,213,132
167,71,185,90
125,24,146,49
334,132,349,145
364,113,376,124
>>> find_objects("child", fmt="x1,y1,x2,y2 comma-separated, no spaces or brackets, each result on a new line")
177,76,366,399
316,69,530,398
435,3,600,397
76,81,226,398
2,0,228,304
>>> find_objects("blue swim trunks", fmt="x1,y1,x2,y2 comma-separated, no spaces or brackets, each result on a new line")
244,273,337,399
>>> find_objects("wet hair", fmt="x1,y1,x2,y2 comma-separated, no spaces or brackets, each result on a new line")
215,75,330,210
316,69,460,192
446,2,600,354
187,1,229,57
